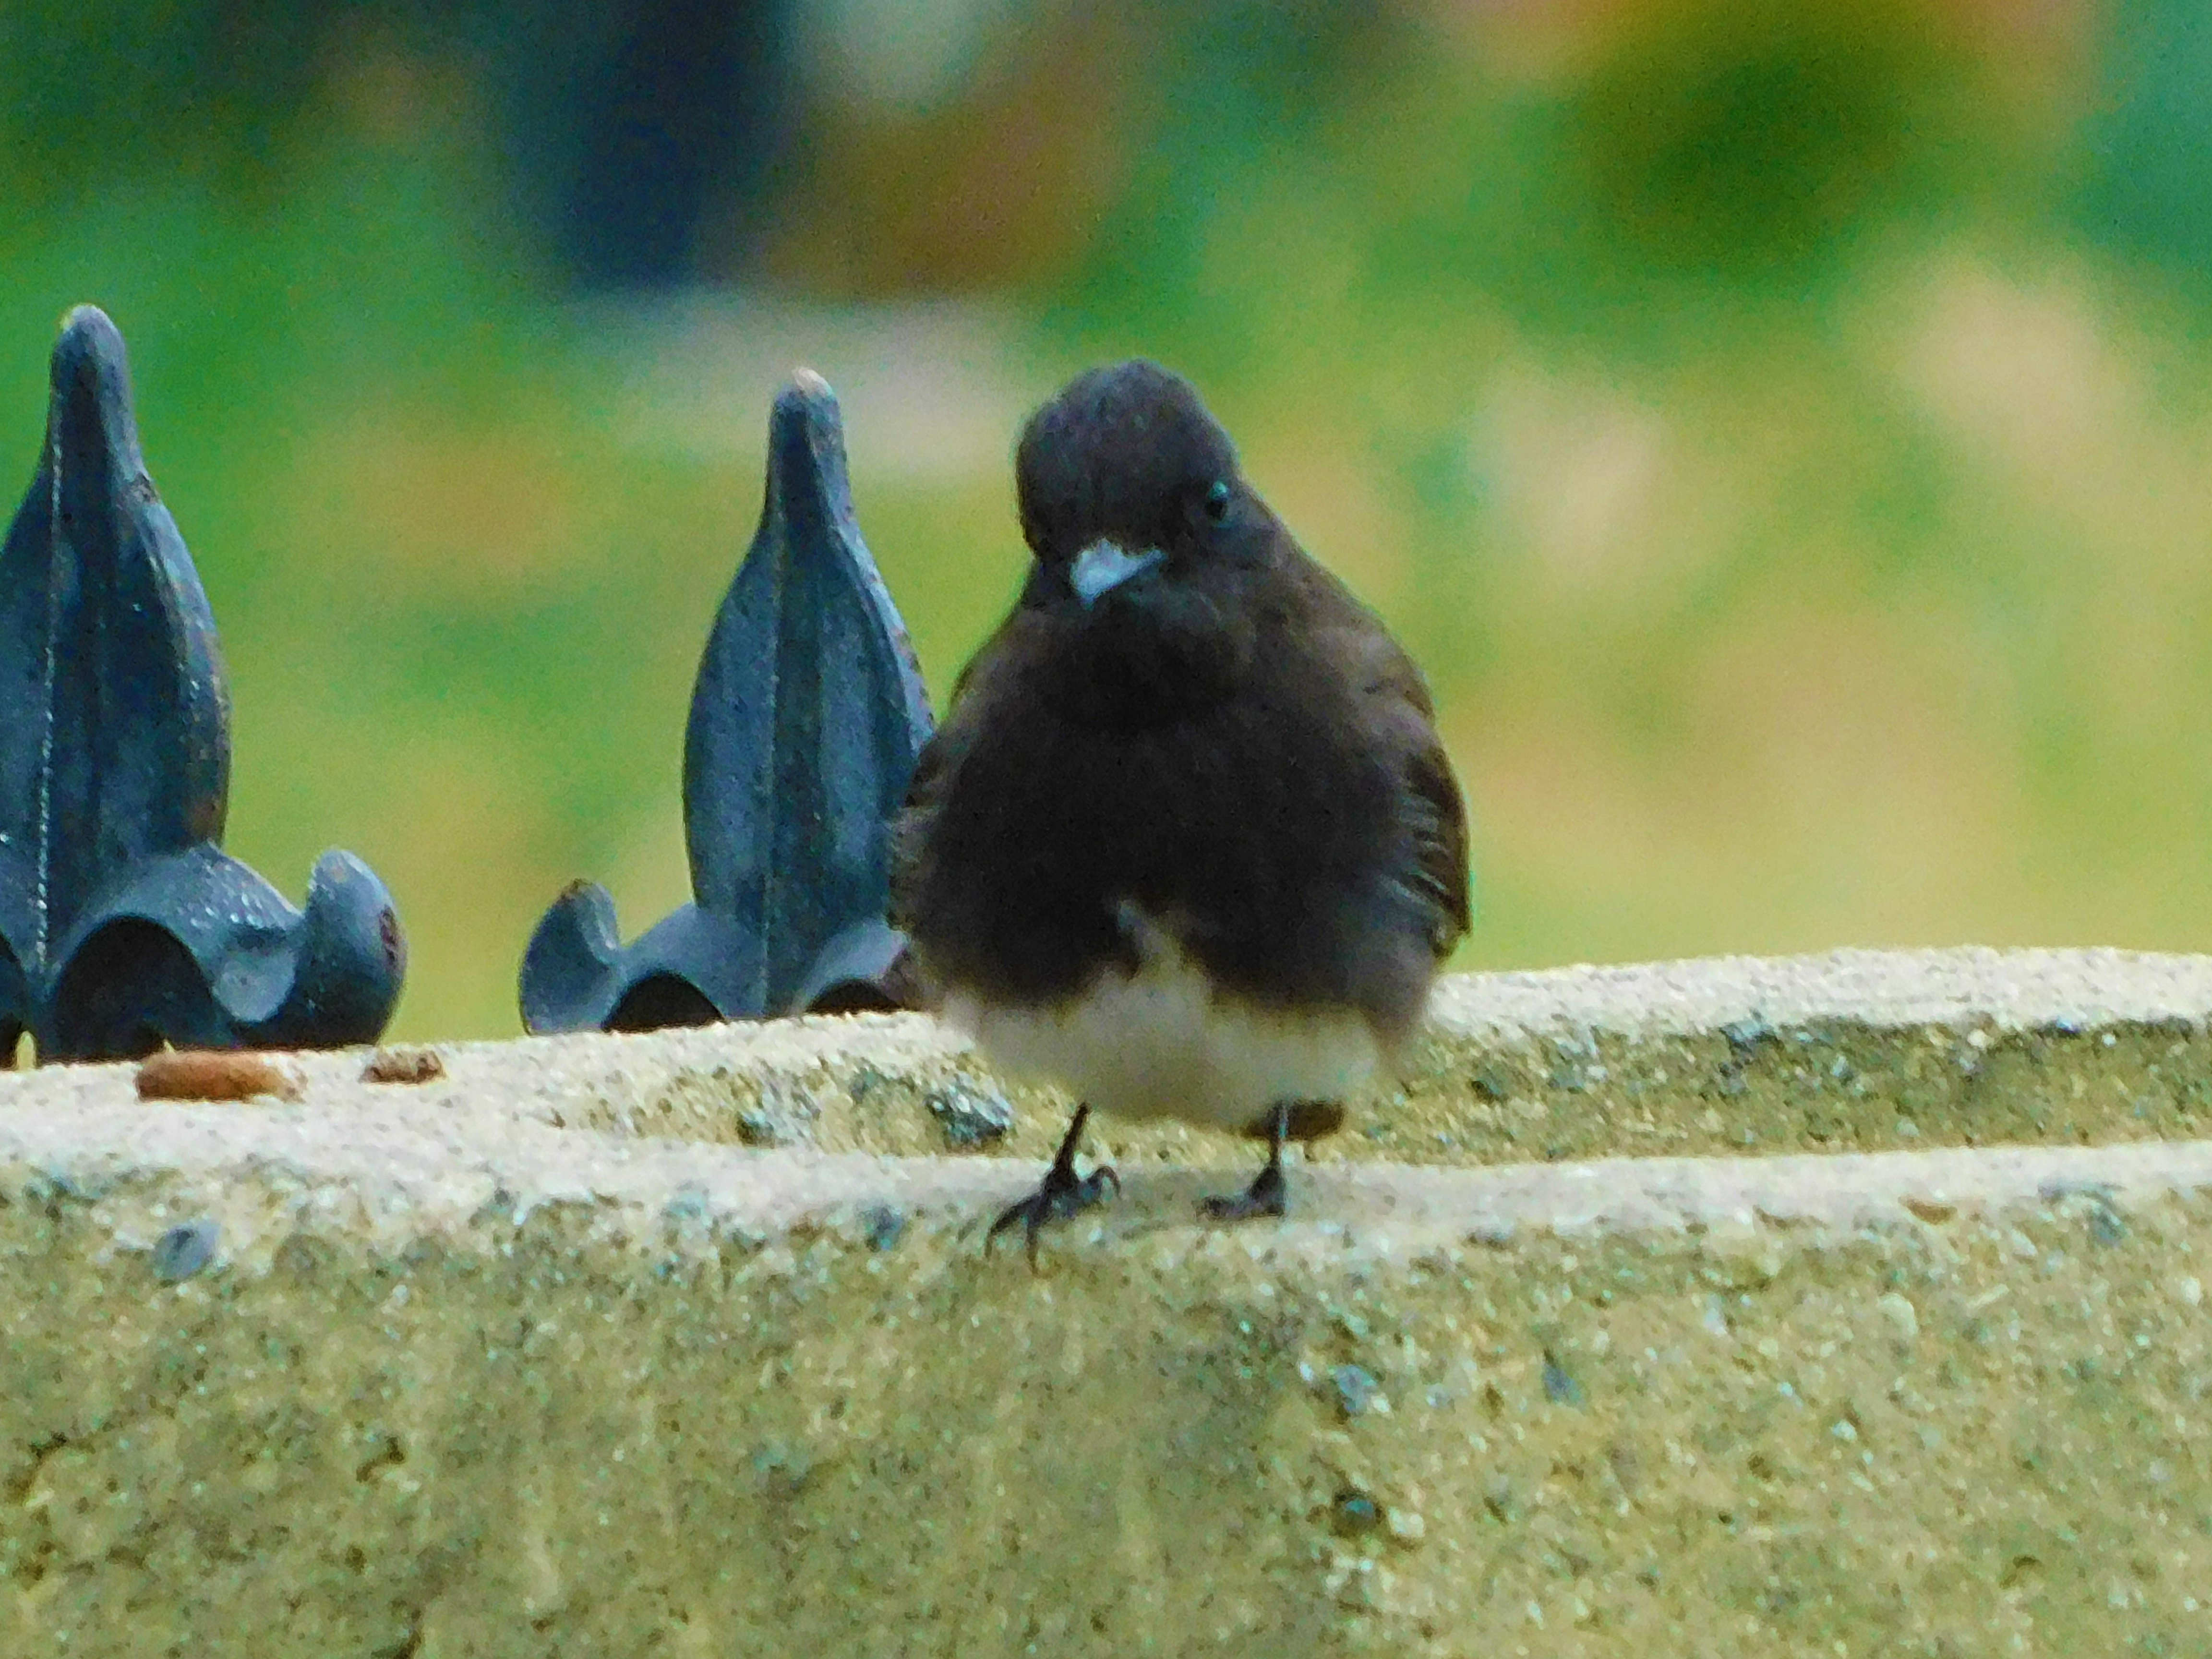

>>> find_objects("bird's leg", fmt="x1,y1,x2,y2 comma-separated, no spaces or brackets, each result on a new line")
1201,1101,1291,1222
986,1102,1120,1266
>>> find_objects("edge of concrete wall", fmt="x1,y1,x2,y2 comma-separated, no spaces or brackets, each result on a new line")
7,947,2212,1656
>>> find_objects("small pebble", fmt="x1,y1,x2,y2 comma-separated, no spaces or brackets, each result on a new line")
1385,1506,1426,1545
151,1220,218,1283
925,1081,1013,1147
1877,1291,1918,1343
736,1081,816,1147
860,1204,905,1251
137,1050,300,1103
1332,1364,1385,1418
663,1186,710,1226
1330,1490,1380,1537
1720,1017,1771,1054
1541,1357,1584,1407
361,1047,444,1085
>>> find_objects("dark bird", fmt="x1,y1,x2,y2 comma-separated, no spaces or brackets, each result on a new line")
890,360,1469,1260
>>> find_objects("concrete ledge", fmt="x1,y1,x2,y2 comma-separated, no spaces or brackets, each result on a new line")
17,944,2204,1170
6,949,2212,1653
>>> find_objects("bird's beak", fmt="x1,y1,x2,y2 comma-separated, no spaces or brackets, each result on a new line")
1069,540,1165,607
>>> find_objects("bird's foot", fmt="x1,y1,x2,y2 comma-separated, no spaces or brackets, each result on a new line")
1199,1160,1288,1223
987,1156,1120,1266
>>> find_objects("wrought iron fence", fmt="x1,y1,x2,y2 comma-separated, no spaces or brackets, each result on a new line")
0,306,930,1065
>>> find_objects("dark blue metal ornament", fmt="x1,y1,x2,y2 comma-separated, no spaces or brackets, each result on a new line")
520,371,935,1033
0,306,405,1065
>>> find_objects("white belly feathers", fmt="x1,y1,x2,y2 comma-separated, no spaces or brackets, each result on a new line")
939,907,1386,1130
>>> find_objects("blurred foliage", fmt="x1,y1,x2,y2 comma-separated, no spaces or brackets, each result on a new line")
5,1,2212,1040
2072,0,2212,283
0,0,329,189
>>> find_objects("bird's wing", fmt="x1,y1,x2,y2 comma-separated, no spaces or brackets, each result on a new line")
1398,732,1471,959
1299,570,1468,961
887,606,1034,932
886,745,940,934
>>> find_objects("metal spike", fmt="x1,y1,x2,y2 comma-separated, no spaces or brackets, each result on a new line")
519,369,934,1033
0,306,405,1062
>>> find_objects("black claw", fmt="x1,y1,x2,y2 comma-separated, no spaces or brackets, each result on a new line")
987,1163,1120,1266
1200,1100,1295,1223
1199,1161,1287,1223
986,1103,1117,1267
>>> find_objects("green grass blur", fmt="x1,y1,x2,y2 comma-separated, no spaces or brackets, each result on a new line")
7,1,2212,1040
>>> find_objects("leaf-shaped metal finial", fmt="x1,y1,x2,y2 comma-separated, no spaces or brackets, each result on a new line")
519,369,934,1033
0,305,406,1062
0,308,228,974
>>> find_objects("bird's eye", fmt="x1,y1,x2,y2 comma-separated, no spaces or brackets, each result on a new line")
1202,480,1232,523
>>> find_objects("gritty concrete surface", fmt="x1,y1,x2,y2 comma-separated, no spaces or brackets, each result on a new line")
13,945,2209,1175
5,948,2212,1654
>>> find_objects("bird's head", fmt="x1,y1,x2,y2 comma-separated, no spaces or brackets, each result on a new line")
1012,361,1269,719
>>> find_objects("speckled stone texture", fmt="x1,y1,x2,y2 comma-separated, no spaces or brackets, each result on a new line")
5,948,2212,1655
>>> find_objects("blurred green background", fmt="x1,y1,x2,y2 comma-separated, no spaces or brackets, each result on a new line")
6,0,2212,1040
